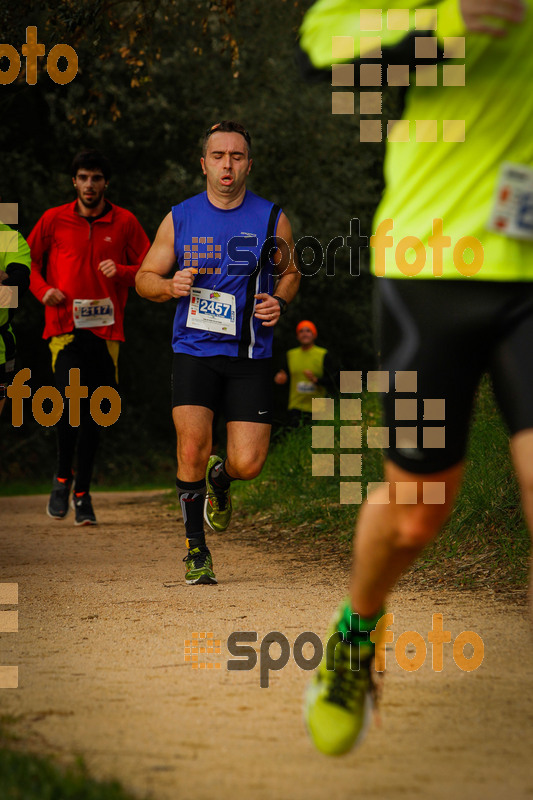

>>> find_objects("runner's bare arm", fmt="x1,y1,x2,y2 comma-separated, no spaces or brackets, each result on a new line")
254,212,301,327
460,0,525,35
135,213,196,302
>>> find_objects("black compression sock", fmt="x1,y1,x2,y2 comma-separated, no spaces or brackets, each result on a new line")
75,416,100,493
56,420,77,479
209,459,236,491
176,478,206,543
187,536,208,551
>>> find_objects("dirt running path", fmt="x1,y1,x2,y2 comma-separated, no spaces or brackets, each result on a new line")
1,491,532,800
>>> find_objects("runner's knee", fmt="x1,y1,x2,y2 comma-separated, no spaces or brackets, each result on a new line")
395,501,452,549
227,454,265,481
178,439,211,471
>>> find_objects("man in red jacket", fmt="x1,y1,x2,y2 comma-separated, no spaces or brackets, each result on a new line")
29,150,150,525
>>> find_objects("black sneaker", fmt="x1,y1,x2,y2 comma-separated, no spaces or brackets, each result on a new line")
46,475,73,519
72,492,97,526
183,547,217,585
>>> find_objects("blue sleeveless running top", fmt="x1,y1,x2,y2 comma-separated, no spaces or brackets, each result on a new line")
171,190,282,358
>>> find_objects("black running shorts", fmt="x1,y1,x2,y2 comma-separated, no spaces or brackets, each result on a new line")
53,330,117,396
171,353,273,424
377,278,533,474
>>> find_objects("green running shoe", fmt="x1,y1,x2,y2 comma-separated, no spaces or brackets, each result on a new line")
304,609,378,756
183,547,217,585
204,455,232,532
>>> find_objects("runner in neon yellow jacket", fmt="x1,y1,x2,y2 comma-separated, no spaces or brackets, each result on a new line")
0,222,31,416
300,0,533,280
299,0,533,759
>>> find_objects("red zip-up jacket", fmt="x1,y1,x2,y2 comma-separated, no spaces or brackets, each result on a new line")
29,201,150,341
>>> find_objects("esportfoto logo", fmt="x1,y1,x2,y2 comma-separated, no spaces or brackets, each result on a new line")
175,218,483,279
185,614,484,688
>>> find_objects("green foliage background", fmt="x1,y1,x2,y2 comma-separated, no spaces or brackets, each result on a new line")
1,0,400,483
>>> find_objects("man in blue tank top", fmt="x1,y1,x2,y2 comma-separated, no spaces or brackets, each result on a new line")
136,121,300,585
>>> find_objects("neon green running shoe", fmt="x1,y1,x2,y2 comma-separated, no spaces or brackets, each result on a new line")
183,547,217,585
304,610,378,756
204,455,232,532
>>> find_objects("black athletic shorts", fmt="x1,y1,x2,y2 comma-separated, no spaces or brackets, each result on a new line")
376,278,533,474
53,330,117,397
171,353,273,424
